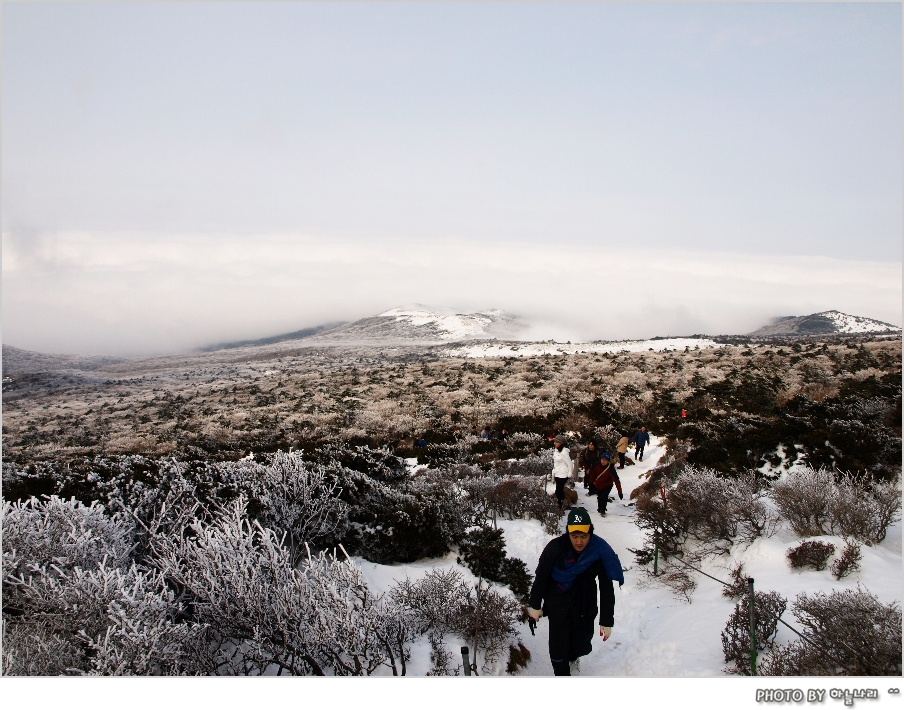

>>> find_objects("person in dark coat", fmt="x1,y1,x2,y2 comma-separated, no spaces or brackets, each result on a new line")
633,426,650,461
578,439,602,491
586,452,623,515
527,508,624,676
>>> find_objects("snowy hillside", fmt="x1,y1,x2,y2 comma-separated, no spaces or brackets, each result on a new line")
356,436,902,676
750,310,901,336
309,305,527,343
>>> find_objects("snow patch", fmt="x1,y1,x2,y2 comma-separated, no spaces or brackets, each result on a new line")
443,337,723,358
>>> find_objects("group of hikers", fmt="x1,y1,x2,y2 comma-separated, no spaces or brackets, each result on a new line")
389,423,651,676
528,425,651,675
550,426,650,514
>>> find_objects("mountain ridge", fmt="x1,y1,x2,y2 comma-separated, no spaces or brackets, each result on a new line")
748,310,900,337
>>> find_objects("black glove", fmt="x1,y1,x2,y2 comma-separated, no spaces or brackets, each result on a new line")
528,617,537,636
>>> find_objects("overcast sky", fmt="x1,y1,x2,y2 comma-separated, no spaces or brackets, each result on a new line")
3,2,901,356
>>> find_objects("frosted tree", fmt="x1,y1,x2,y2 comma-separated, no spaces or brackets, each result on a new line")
152,497,395,675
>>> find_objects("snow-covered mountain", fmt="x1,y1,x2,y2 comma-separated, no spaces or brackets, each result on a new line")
309,305,528,344
749,310,901,337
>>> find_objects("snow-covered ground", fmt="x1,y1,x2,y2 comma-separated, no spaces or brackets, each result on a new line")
443,338,723,359
356,436,903,676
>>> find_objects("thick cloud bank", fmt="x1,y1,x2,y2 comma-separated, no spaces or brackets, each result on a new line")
2,231,900,356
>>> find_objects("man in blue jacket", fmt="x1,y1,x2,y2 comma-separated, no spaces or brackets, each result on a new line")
526,508,624,676
633,426,650,461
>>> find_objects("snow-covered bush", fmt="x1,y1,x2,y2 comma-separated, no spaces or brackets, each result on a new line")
3,561,200,676
465,582,523,672
2,496,135,582
390,568,522,674
340,469,470,564
2,495,206,675
463,472,559,535
254,452,350,558
828,474,901,544
635,467,777,558
830,541,862,580
770,467,901,543
152,497,395,675
759,589,901,676
770,467,835,536
721,591,787,676
786,541,835,571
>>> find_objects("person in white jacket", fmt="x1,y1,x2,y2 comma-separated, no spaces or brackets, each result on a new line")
551,435,573,511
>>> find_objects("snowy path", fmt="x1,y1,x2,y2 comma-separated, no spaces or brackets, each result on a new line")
358,435,903,676
500,437,735,677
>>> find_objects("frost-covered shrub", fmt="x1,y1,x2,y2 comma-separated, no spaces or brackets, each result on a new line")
153,497,396,676
254,452,350,557
770,467,901,543
457,527,507,580
506,432,543,446
828,474,901,545
759,590,901,676
830,541,862,580
390,569,470,638
2,495,202,676
635,467,777,558
786,541,835,571
390,568,522,673
2,496,135,582
468,473,559,535
465,583,523,672
634,488,687,558
666,469,742,544
3,561,199,676
770,467,835,536
721,591,787,675
496,450,552,478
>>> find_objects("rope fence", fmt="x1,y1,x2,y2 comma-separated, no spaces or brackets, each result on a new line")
663,551,861,676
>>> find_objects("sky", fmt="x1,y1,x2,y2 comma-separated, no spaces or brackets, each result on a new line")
2,2,901,356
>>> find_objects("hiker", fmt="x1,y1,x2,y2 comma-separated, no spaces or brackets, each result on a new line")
586,452,623,516
578,439,602,491
551,435,573,511
498,428,509,441
527,507,624,676
633,426,650,461
414,435,427,448
480,426,493,440
615,433,630,469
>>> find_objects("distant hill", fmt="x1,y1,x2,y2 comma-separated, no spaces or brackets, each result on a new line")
2,345,129,376
308,305,528,344
749,310,901,337
199,322,345,352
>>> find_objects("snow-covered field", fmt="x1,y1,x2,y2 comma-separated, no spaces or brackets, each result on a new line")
357,436,902,676
442,338,723,359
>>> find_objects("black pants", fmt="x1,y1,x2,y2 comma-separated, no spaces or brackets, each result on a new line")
554,477,568,508
594,484,613,514
548,608,594,675
551,660,571,676
617,452,626,468
636,445,645,460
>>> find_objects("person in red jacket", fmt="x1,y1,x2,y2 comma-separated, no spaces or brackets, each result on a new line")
586,452,623,516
